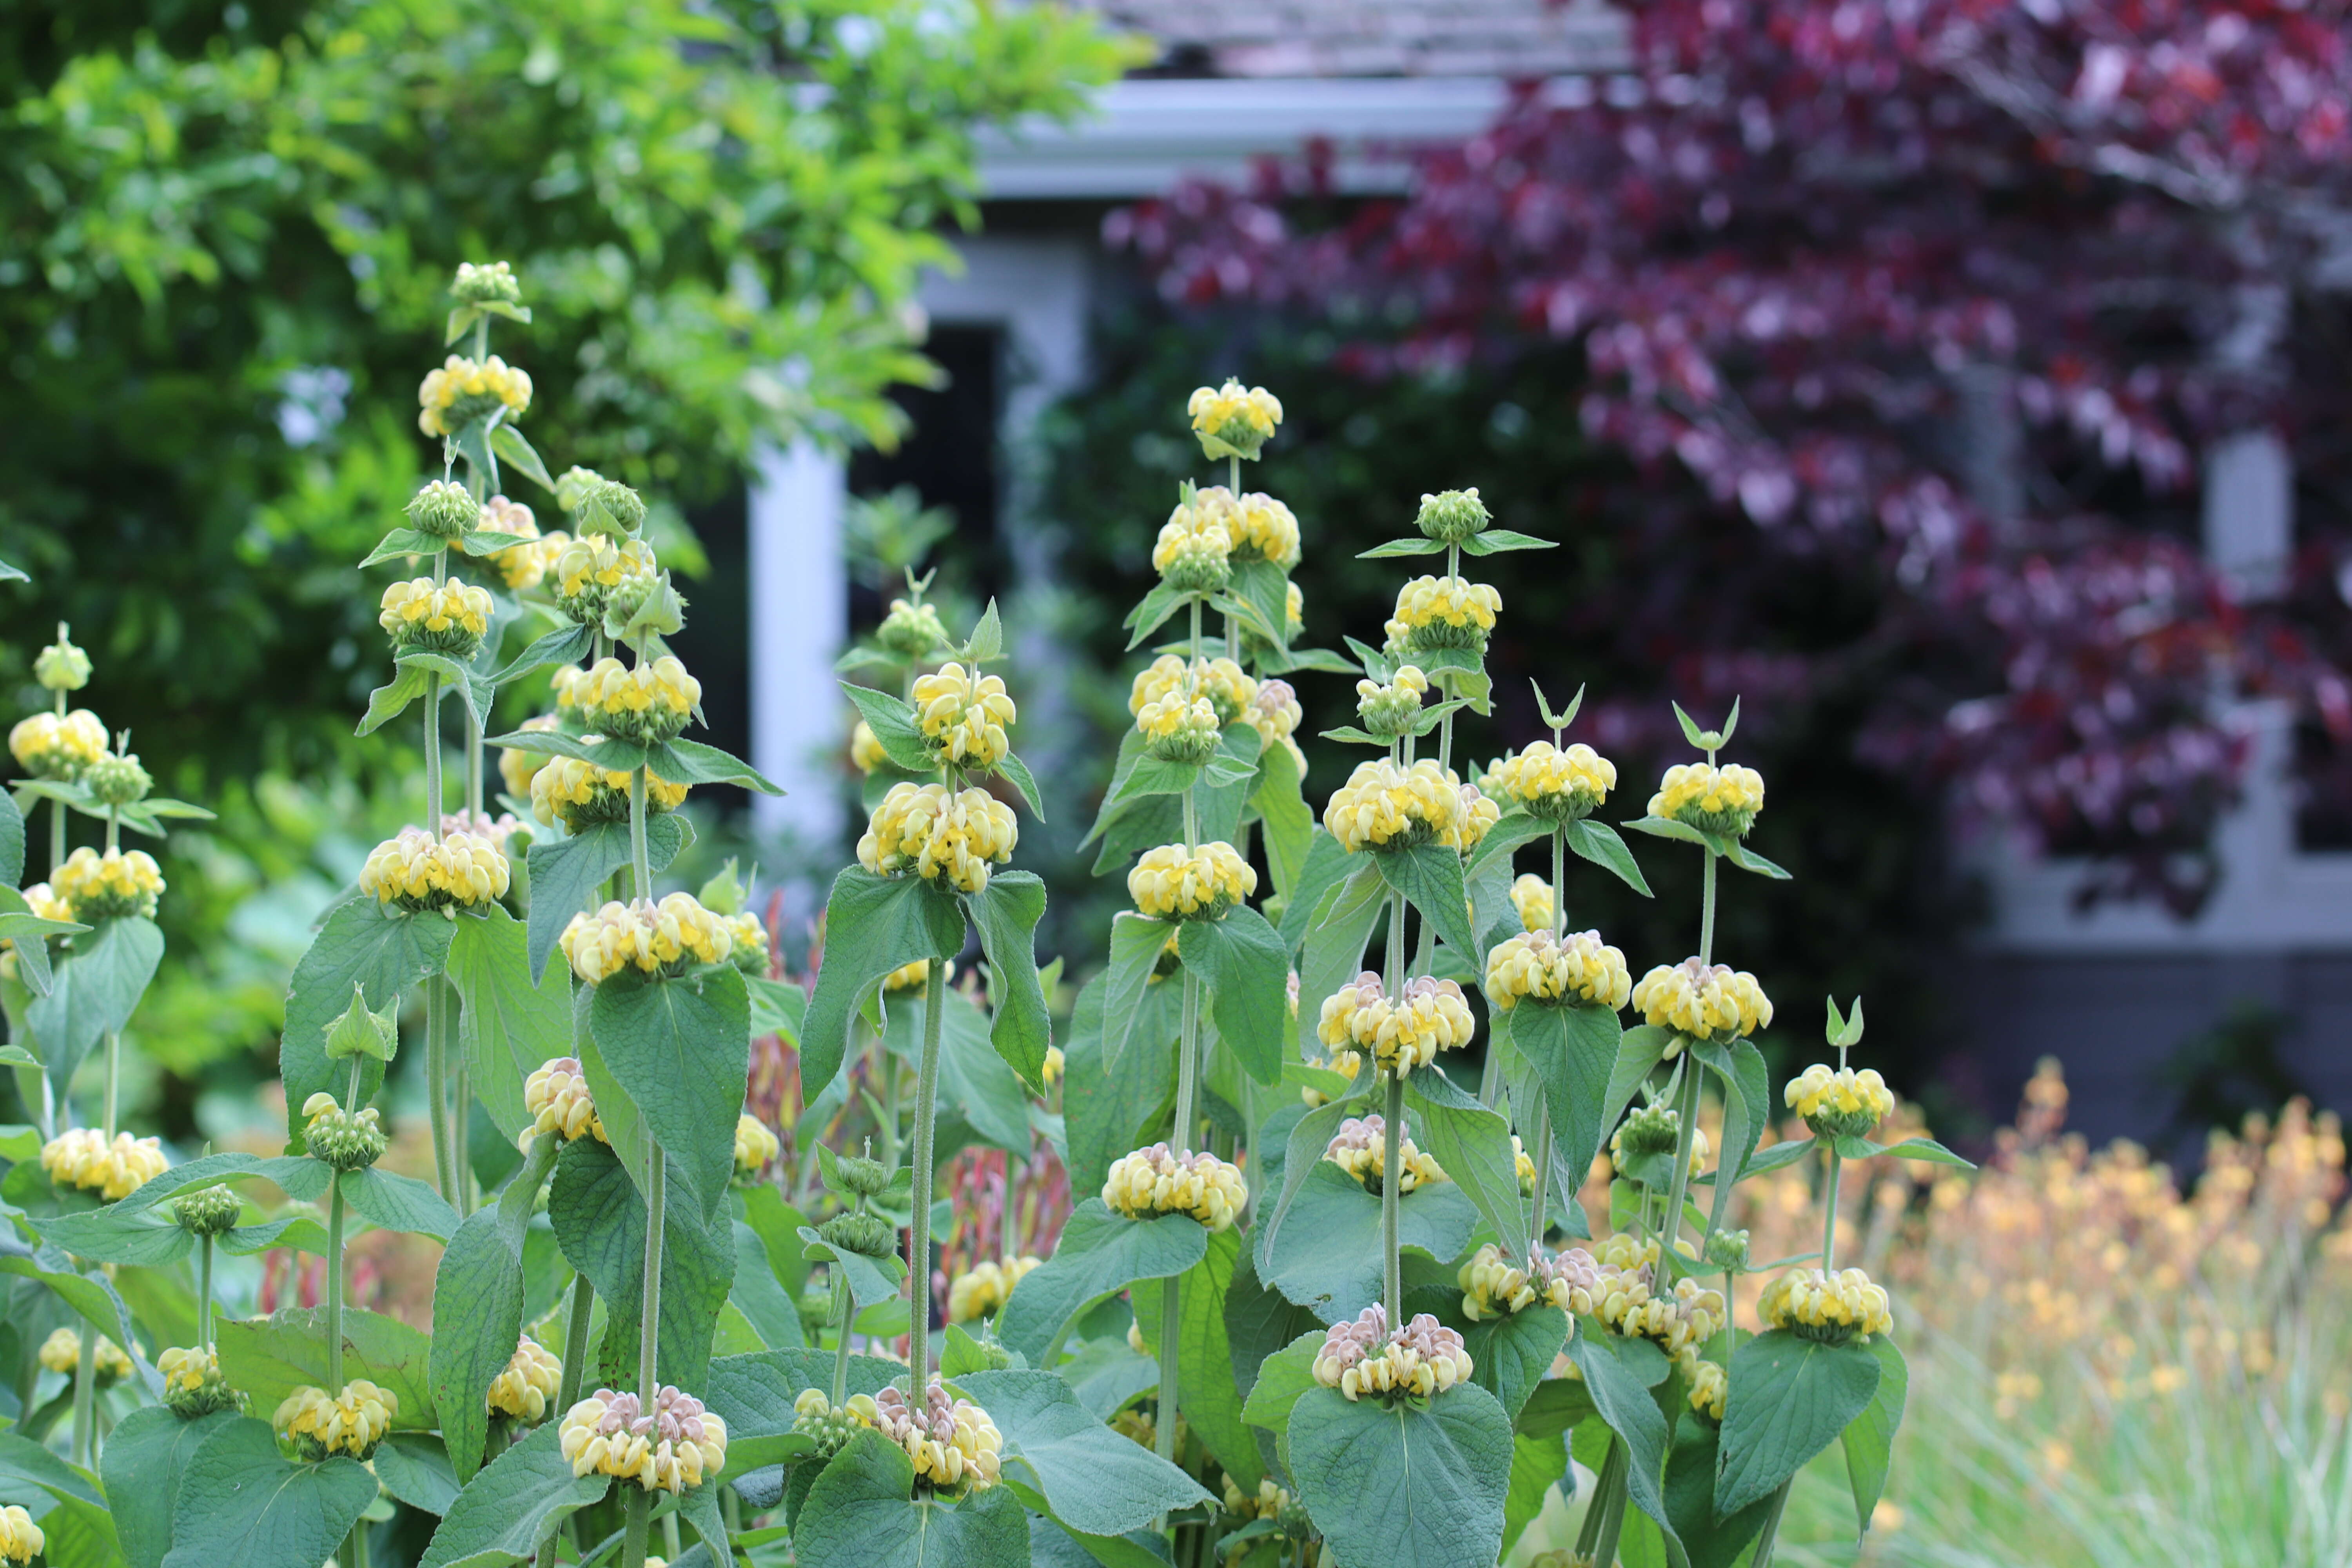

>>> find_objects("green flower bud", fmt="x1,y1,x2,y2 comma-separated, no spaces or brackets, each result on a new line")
85,750,152,808
1414,488,1491,544
302,1092,388,1172
575,477,646,539
1704,1229,1751,1271
449,260,523,306
875,598,948,660
172,1185,243,1237
554,466,606,512
833,1153,892,1200
408,479,481,541
35,624,92,692
819,1211,895,1259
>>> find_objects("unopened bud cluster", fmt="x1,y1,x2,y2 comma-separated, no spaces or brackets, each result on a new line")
160,1345,243,1417
790,1389,875,1464
858,782,1018,894
911,662,1016,769
1414,487,1490,544
1610,1103,1710,1175
417,353,532,438
380,577,494,656
818,1211,895,1258
524,1057,606,1144
560,1386,728,1494
1102,1143,1248,1231
34,625,92,691
9,709,107,779
1312,1306,1474,1403
1135,689,1222,763
1385,575,1501,654
1491,740,1615,822
1153,498,1232,592
1127,840,1255,921
173,1184,244,1236
85,748,151,807
1650,761,1766,837
561,895,735,984
1785,1063,1896,1139
359,826,510,914
450,260,522,305
303,1092,388,1171
40,1128,167,1201
488,1338,564,1423
54,845,165,920
571,655,701,744
1630,958,1773,1044
1485,928,1632,1011
1187,379,1283,461
1355,665,1428,737
876,597,949,659
1759,1267,1894,1344
947,1256,1042,1322
276,1379,399,1460
1318,972,1477,1078
1323,1114,1448,1196
407,478,481,540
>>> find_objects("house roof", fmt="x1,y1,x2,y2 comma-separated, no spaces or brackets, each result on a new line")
1091,0,1627,80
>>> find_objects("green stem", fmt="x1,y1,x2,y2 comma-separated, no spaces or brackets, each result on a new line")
1525,1100,1553,1252
1154,1271,1183,1475
1553,826,1567,939
1699,848,1718,966
466,723,485,819
629,768,652,900
426,980,456,1201
638,1141,666,1405
1381,1073,1405,1325
327,1181,348,1390
101,1029,118,1141
1823,1147,1843,1274
621,1490,651,1568
199,1235,215,1350
830,1269,854,1406
71,1328,96,1467
908,962,946,1379
1173,971,1201,1149
557,1269,594,1413
47,796,64,876
1748,1480,1793,1568
349,1523,373,1568
1659,1062,1703,1263
105,804,118,853
1590,1463,1632,1568
1576,1437,1623,1558
878,1033,902,1170
454,1054,473,1218
1476,1037,1504,1109
662,1511,682,1559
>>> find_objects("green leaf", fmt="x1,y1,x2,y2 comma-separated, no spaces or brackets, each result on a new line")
793,1431,1031,1568
797,1225,906,1312
645,737,785,795
1106,754,1204,807
591,964,750,1219
1372,842,1478,965
280,899,456,1140
704,1347,904,1478
490,621,593,685
360,527,442,566
399,652,495,735
996,1200,1209,1365
1129,1227,1260,1490
1721,842,1790,880
1122,581,1193,650
962,597,1004,663
730,1220,805,1350
0,1428,104,1512
1457,528,1557,555
1465,1306,1568,1426
1686,1040,1768,1229
1061,973,1178,1201
1296,866,1385,1022
27,914,164,1096
1278,829,1354,950
417,1420,612,1568
1176,908,1287,1087
1238,1330,1323,1435
1261,1161,1477,1322
373,1434,461,1516
1514,1376,1598,1441
356,660,432,737
955,1369,1212,1536
1713,1329,1883,1518
1504,1428,1569,1557
993,751,1046,820
448,904,572,1143
1875,1136,1974,1168
1564,817,1653,896
1287,1382,1512,1568
453,416,501,492
1463,811,1554,878
1662,1420,1775,1568
1841,1337,1907,1536
523,812,687,980
1251,1096,1359,1285
1404,1065,1529,1261
1621,814,1708,847
1227,560,1294,650
488,424,554,491
34,1203,194,1268
1599,1025,1675,1166
1356,536,1449,558
0,1239,148,1354
840,684,935,772
217,1307,436,1431
800,867,966,1100
964,870,1051,1089
1100,912,1173,1074
103,1406,238,1568
161,1417,375,1568
1737,1137,1817,1179
340,1167,458,1239
1563,1332,1684,1563
428,1136,555,1483
546,1136,735,1393
1502,1002,1622,1210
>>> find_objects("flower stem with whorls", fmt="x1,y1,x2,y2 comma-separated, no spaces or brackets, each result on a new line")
534,1267,597,1568
830,1270,855,1407
907,959,946,1379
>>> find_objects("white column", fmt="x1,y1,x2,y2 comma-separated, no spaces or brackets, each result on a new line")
746,439,848,844
2202,429,2291,600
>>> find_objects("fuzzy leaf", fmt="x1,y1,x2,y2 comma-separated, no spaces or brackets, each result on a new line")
793,1431,1031,1568
448,904,572,1142
1177,907,1288,1086
996,1200,1209,1365
1713,1330,1882,1519
799,867,966,1100
521,812,688,980
1841,1338,1908,1537
340,1167,458,1239
964,870,1052,1089
1261,1161,1478,1322
1373,842,1478,966
417,1421,612,1568
217,1307,436,1431
104,1406,238,1568
27,914,163,1097
162,1418,375,1568
955,1369,1212,1536
1287,1382,1513,1568
546,1136,735,1393
279,900,454,1142
1129,1226,1261,1490
840,684,935,772
590,964,750,1219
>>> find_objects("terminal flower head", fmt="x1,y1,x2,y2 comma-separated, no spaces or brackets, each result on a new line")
34,624,91,692
418,352,532,437
1485,929,1631,1011
561,895,736,985
530,755,689,831
406,478,480,541
1492,740,1615,822
1322,757,1467,853
911,662,1015,769
572,655,701,745
1386,575,1501,654
450,260,523,305
1760,1267,1895,1343
1128,840,1255,921
488,1339,564,1423
1631,958,1773,1044
1414,487,1491,544
359,826,510,914
1187,379,1282,461
1355,664,1428,738
1102,1143,1249,1231
560,1386,727,1494
877,596,950,659
9,708,107,780
380,577,494,657
857,782,1018,894
173,1183,244,1236
1650,761,1765,838
303,1091,389,1171
40,1127,167,1200
1318,971,1477,1078
524,1057,606,1145
1785,1063,1897,1139
1311,1305,1474,1403
276,1379,399,1460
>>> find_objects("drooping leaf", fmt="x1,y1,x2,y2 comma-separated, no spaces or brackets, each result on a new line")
1403,1065,1529,1263
1061,973,1178,1201
1295,864,1385,1019
996,1200,1210,1365
161,1417,376,1568
1840,1337,1908,1538
428,1141,555,1481
373,1434,461,1517
1372,842,1478,965
1465,1306,1569,1426
839,684,934,772
954,1369,1212,1537
881,981,1029,1154
417,1420,612,1568
103,1406,238,1568
339,1167,458,1239
1261,1161,1478,1322
448,904,573,1142
1100,912,1173,1073
1661,1420,1776,1568
545,1136,735,1392
1563,1331,1684,1563
28,914,164,1096
644,737,785,794
1177,908,1288,1087
521,812,688,980
1128,1227,1260,1490
1503,1002,1622,1214
794,1430,1032,1568
1287,1383,1513,1568
490,621,593,685
964,870,1051,1089
1564,817,1653,896
1713,1329,1882,1519
216,1307,436,1431
1249,739,1314,908
590,964,750,1219
279,899,456,1140
703,1347,905,1478
799,867,966,1100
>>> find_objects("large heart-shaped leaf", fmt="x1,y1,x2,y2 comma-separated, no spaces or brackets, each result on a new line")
1177,907,1288,1086
995,1200,1209,1365
793,1431,1031,1568
1287,1382,1513,1568
216,1307,436,1432
953,1369,1211,1537
799,867,966,1100
1261,1161,1478,1322
1713,1329,1882,1519
590,964,750,1218
162,1417,376,1568
279,899,455,1140
103,1406,239,1568
27,914,163,1094
418,1420,612,1568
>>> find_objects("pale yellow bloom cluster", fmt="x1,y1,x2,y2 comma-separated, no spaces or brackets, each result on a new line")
553,536,659,621
1323,1113,1448,1196
850,719,889,775
864,1380,1004,1494
1322,758,1466,853
1459,1244,1541,1321
1355,665,1428,736
1485,929,1632,1011
1318,972,1477,1078
1491,741,1616,821
911,662,1016,769
419,353,532,436
734,1114,781,1175
1786,1063,1897,1137
857,782,1018,894
1224,1475,1294,1522
561,895,735,984
1686,1357,1728,1422
1229,490,1302,568
1548,1238,1726,1356
1453,780,1502,853
1102,1143,1249,1231
1130,654,1255,727
1,882,66,980
1386,575,1501,651
499,715,558,799
1312,1307,1474,1403
488,1339,564,1423
8,708,107,779
477,496,569,592
359,826,510,913
1631,958,1774,1043
379,577,494,652
1516,1134,1539,1196
1152,494,1233,591
524,1057,606,1144
947,1256,1042,1322
0,1504,42,1566
1187,380,1283,459
725,911,769,975
1127,840,1256,921
276,1380,399,1460
1299,1041,1362,1107
1650,761,1766,836
40,1327,132,1379
1760,1267,1894,1343
571,656,701,744
40,1127,167,1201
1246,679,1305,773
1510,873,1553,934
883,956,947,993
530,755,690,831
54,844,165,920
159,1344,220,1397
1135,690,1222,763
559,1386,728,1494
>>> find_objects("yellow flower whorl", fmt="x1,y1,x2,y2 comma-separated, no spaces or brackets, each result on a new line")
159,1344,242,1417
1630,958,1773,1045
559,1386,728,1494
1760,1267,1895,1343
1311,1306,1474,1403
8,708,107,780
418,352,532,437
276,1379,399,1460
1321,758,1467,853
53,845,165,920
488,1338,564,1423
379,577,494,655
40,1327,132,1381
864,1380,1004,1495
1129,654,1255,728
1316,972,1477,1078
1485,929,1632,1011
1102,1143,1249,1231
477,497,563,592
552,536,659,625
40,1127,167,1201
1323,1113,1448,1196
1492,740,1617,822
359,827,511,913
560,895,735,985
946,1256,1042,1323
0,1503,43,1566
857,782,1018,895
1135,691,1222,764
734,1113,780,1175
1649,761,1766,837
1385,574,1501,653
1509,873,1553,934
524,1057,606,1144
910,662,1016,770
1153,494,1234,592
500,715,559,799
1546,1239,1726,1356
1685,1355,1728,1422
850,719,889,775
1127,840,1256,921
572,656,702,744
1187,379,1283,461
1785,1063,1897,1139
1459,1244,1539,1321
530,754,690,831
883,956,947,993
